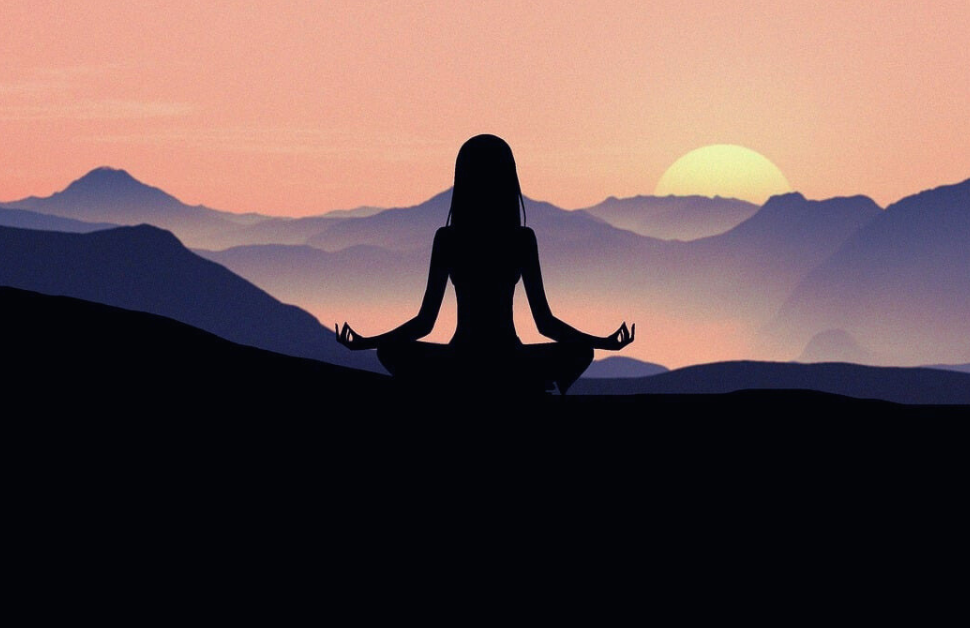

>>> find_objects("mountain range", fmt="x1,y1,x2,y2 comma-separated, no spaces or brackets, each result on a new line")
579,194,759,240
3,167,968,371
2,286,392,411
198,185,940,366
570,360,970,405
0,167,260,248
766,178,970,365
0,205,117,233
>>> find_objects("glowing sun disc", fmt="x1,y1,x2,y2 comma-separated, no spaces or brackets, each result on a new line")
655,144,792,204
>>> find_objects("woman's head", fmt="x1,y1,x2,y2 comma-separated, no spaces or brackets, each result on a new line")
447,134,525,230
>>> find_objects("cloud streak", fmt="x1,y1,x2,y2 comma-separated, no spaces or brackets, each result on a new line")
0,64,192,121
88,127,449,159
0,99,195,121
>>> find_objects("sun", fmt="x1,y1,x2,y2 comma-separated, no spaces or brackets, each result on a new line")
655,145,792,204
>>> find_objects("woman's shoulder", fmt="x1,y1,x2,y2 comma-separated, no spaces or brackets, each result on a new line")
436,225,534,238
433,225,455,243
435,226,536,253
515,226,538,246
432,226,460,258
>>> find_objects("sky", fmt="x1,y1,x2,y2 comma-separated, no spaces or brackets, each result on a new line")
2,1,968,216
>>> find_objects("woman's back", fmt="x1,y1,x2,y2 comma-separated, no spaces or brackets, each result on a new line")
438,225,527,349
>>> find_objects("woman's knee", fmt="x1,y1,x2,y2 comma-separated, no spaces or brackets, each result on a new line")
376,341,407,376
566,342,594,370
377,341,453,379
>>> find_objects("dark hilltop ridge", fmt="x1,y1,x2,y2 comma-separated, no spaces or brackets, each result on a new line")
0,222,381,373
572,360,970,406
2,286,393,413
3,287,964,417
581,356,669,379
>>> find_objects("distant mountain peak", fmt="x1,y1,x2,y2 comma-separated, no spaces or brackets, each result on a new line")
760,191,880,213
886,176,970,215
764,191,806,206
51,166,183,209
90,165,131,175
797,329,876,365
69,166,145,189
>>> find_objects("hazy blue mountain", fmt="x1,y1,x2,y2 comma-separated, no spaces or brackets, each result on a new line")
0,206,118,233
601,191,886,326
195,190,660,349
307,189,455,252
767,178,970,365
0,167,267,248
196,214,346,250
795,329,878,365
0,224,381,372
580,195,759,240
580,356,668,379
305,188,648,254
924,364,970,374
680,193,882,294
323,205,385,219
571,360,970,405
196,243,427,320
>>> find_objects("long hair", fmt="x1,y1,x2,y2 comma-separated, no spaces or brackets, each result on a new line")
446,134,526,230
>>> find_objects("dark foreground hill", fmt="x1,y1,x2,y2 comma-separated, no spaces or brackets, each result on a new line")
5,286,967,609
4,286,962,417
2,286,393,413
573,359,970,406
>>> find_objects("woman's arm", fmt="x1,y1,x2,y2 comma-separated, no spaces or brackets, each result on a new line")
520,227,634,350
337,227,451,350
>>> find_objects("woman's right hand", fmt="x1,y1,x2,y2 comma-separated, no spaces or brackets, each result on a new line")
336,322,377,350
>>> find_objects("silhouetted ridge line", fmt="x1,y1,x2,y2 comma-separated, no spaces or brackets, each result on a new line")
580,194,759,240
0,206,117,233
1,286,393,411
0,167,260,248
571,360,970,405
0,223,383,372
48,166,183,208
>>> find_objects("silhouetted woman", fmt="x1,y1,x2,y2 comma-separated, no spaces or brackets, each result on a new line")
337,134,633,394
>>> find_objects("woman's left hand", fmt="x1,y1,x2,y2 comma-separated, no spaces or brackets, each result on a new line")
336,322,377,350
596,322,635,350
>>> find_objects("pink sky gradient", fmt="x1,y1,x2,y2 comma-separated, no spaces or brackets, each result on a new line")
2,1,968,216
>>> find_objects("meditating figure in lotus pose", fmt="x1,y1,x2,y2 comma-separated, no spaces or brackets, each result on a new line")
337,134,633,395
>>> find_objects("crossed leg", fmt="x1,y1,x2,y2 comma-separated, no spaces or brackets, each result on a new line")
377,341,593,396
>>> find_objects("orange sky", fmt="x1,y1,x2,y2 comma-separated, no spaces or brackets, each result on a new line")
2,1,968,216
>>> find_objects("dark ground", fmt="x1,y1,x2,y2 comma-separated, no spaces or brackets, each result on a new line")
4,286,967,617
